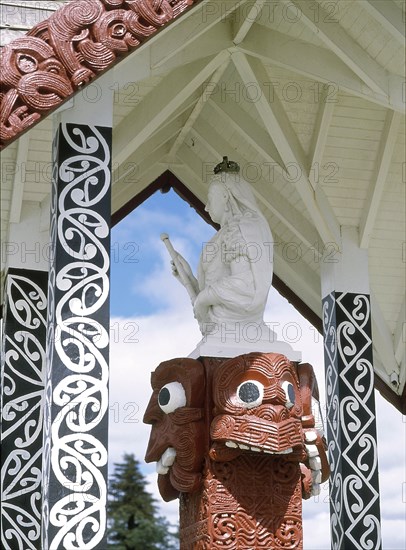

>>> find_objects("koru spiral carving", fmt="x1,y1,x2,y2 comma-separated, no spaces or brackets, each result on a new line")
0,0,197,148
144,352,329,549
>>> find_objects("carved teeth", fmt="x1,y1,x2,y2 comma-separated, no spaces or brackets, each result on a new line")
224,441,293,455
306,444,318,458
161,447,176,467
309,456,322,470
156,447,176,475
305,430,317,443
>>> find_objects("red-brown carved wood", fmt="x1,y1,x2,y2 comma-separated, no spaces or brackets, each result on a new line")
144,353,329,549
0,0,199,149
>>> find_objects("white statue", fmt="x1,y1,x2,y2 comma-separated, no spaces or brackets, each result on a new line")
161,163,274,340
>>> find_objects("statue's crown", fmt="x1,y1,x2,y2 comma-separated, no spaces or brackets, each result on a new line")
213,156,240,174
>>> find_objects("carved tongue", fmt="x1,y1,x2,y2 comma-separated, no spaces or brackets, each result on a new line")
156,447,176,474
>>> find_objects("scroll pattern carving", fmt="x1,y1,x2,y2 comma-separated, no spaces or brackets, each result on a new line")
0,0,197,148
180,455,303,549
145,353,329,549
323,292,381,550
42,123,111,549
1,270,48,550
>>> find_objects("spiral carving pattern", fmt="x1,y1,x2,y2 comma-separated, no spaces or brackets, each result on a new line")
323,292,381,550
1,270,48,550
0,0,198,148
41,123,111,549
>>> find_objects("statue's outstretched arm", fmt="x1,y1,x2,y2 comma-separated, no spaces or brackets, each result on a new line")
161,233,199,301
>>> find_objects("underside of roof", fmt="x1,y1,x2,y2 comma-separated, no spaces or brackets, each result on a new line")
1,0,405,411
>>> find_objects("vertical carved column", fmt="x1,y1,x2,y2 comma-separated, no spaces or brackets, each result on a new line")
322,228,382,550
144,353,328,549
1,268,48,550
42,123,111,549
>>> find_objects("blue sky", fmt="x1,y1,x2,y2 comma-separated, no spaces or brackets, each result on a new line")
108,190,406,549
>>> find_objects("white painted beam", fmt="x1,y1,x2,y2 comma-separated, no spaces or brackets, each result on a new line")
282,0,391,96
209,94,285,169
360,0,405,44
237,24,405,112
191,116,321,251
171,160,209,204
233,0,266,44
232,51,340,245
359,110,401,248
308,86,335,188
394,294,405,364
168,58,230,160
112,143,170,212
112,164,167,215
273,248,322,317
113,51,231,168
9,134,29,223
113,114,187,186
151,0,243,69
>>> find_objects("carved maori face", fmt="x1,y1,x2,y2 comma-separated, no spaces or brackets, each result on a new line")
143,358,206,502
210,353,307,461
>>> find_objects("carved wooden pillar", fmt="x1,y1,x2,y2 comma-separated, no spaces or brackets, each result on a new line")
144,353,328,549
1,268,48,550
41,87,113,549
321,227,382,549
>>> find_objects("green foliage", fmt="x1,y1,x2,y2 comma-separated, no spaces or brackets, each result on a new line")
108,453,178,550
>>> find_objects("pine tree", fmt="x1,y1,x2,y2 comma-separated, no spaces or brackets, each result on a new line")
108,453,178,550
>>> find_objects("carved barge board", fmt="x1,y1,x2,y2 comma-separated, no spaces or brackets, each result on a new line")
0,0,200,149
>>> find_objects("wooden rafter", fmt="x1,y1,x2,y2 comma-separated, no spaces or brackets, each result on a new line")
237,25,404,112
359,0,405,44
308,86,335,189
359,110,401,248
113,114,188,186
112,143,169,212
209,94,285,169
282,0,392,96
150,0,243,70
233,0,267,44
232,51,340,245
113,51,230,168
168,58,230,160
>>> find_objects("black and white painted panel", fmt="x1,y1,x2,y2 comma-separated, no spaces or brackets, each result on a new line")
323,291,381,550
1,268,48,550
42,123,112,549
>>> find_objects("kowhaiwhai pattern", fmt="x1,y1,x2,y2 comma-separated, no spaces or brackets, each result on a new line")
42,123,111,549
1,269,48,550
323,292,381,550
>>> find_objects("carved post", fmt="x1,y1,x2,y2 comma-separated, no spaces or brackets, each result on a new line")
321,227,382,549
1,268,48,550
144,353,329,549
41,86,113,549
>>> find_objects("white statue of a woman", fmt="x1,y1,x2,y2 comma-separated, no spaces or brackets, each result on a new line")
165,162,274,342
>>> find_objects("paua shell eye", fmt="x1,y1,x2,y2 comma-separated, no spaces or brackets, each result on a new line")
282,381,296,409
158,381,186,414
236,380,264,409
